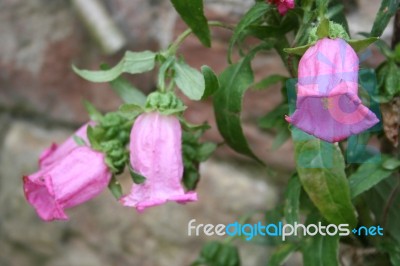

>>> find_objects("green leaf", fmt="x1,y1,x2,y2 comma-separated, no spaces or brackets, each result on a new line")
213,56,263,163
371,0,399,37
197,142,217,161
347,37,379,52
268,243,298,266
228,2,270,63
83,100,103,122
73,51,156,82
201,65,219,99
382,157,400,170
349,156,395,198
379,238,400,266
72,135,87,146
253,75,287,90
272,129,291,150
100,64,147,106
284,174,301,224
258,104,288,129
302,234,339,266
118,103,143,120
129,167,146,184
366,176,400,244
384,60,400,97
192,241,240,266
316,18,330,39
108,176,123,199
109,77,146,106
174,60,205,100
284,43,313,56
293,129,357,227
170,0,211,47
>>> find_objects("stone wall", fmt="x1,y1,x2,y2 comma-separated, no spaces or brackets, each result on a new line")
0,0,391,265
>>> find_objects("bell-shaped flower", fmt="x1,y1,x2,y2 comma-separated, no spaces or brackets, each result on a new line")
23,146,112,221
121,112,197,212
269,0,295,15
39,122,94,169
285,38,379,142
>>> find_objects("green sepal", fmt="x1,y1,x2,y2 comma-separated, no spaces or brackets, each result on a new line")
108,175,123,200
129,166,146,184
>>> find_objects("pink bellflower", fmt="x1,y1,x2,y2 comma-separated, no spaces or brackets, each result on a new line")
269,0,295,15
285,38,379,142
23,123,112,221
120,112,197,212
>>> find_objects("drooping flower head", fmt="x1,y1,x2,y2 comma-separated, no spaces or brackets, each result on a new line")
269,0,295,15
121,112,197,212
23,123,112,221
285,38,379,142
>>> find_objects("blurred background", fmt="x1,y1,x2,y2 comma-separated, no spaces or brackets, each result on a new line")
0,0,391,265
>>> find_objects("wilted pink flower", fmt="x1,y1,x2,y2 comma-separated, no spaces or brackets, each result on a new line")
269,0,295,15
121,112,197,212
285,38,379,142
24,146,112,221
39,122,93,169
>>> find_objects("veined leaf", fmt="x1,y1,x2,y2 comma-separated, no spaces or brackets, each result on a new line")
284,174,301,224
228,2,271,63
293,128,357,227
349,156,396,198
201,65,219,99
73,50,156,82
170,0,211,47
370,0,399,37
174,60,205,101
302,234,340,266
213,55,263,163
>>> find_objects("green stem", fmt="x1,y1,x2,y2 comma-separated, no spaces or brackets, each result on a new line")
167,21,234,56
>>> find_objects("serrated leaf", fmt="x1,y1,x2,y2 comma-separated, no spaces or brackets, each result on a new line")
371,0,400,37
73,51,156,82
268,243,298,266
293,128,357,227
213,56,263,163
170,0,211,47
347,37,379,52
174,60,205,100
228,2,270,63
349,156,395,198
284,174,301,224
201,65,219,99
302,234,339,266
